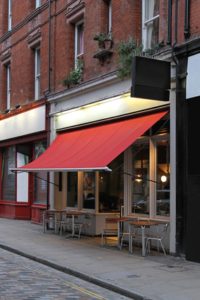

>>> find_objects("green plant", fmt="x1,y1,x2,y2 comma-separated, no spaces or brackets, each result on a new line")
93,32,112,49
63,59,84,87
117,37,143,79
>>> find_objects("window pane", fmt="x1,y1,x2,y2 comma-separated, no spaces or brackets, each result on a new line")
36,0,41,8
8,0,12,30
83,172,95,209
145,0,159,20
2,147,16,201
67,173,78,208
33,141,47,204
77,23,84,56
144,0,159,49
156,139,170,216
99,154,123,213
35,48,40,100
6,64,11,109
146,17,159,49
132,142,149,215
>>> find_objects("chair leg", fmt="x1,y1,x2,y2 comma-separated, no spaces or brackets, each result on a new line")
101,232,104,246
160,240,166,255
145,238,151,254
120,235,123,250
77,224,82,239
129,235,133,254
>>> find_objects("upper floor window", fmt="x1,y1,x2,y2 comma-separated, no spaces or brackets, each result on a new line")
35,0,41,8
142,0,159,50
6,64,11,109
8,0,12,31
75,21,84,64
34,48,40,100
107,0,112,34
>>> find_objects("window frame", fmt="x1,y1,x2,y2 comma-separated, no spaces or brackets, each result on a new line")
74,20,84,65
6,64,11,110
108,0,112,34
142,0,160,50
8,0,12,31
127,133,170,220
34,47,41,100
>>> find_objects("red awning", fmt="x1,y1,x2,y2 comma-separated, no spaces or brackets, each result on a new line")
11,111,167,172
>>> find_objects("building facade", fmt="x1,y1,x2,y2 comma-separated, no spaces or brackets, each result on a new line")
1,0,200,262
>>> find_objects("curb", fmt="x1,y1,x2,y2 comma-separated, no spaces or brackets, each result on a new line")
0,243,152,300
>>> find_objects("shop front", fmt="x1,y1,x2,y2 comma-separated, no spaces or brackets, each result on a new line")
11,57,173,253
12,94,171,243
0,103,48,222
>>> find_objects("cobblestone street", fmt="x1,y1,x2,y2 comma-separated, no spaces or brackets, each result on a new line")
0,248,131,300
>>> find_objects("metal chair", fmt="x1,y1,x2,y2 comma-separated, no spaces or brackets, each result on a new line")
43,210,56,233
145,223,169,255
59,212,72,236
120,224,141,253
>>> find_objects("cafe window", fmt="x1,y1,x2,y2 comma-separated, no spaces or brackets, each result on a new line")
67,172,78,208
156,138,170,216
142,0,159,50
2,146,16,201
131,141,150,215
83,172,95,209
129,132,170,218
99,153,124,213
33,141,47,204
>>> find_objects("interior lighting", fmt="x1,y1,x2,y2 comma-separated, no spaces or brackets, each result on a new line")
161,175,167,183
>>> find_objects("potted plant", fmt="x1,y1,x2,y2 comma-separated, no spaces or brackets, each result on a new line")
93,32,113,49
117,37,143,79
63,59,84,88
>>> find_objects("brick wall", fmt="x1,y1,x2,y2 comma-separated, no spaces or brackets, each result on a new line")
1,0,200,112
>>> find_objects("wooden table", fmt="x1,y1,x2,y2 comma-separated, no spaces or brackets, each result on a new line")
129,220,159,256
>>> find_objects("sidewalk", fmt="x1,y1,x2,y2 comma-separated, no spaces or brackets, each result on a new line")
0,218,199,300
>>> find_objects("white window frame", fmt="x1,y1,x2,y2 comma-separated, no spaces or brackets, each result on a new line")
8,0,12,31
6,64,11,109
34,48,40,100
108,0,112,34
126,134,170,220
142,0,159,50
74,20,84,65
35,0,41,8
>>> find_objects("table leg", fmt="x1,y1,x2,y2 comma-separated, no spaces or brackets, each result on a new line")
71,215,75,237
141,226,146,257
117,221,121,249
129,224,132,253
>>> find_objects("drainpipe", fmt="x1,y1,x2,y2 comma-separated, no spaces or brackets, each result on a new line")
48,0,51,93
174,0,178,46
167,0,172,45
184,0,190,39
46,0,52,210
